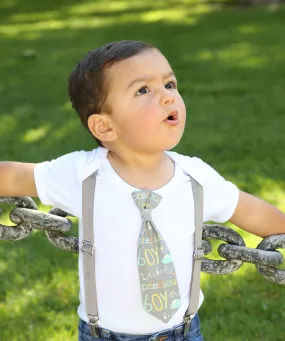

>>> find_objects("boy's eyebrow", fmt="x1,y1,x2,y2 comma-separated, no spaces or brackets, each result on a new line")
126,71,176,90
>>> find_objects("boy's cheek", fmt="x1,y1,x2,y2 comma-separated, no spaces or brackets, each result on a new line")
179,104,187,121
135,107,159,123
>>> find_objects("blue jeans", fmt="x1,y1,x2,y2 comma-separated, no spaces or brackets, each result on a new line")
78,314,204,341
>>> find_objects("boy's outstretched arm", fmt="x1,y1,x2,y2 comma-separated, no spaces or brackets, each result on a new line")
229,191,285,237
0,162,38,197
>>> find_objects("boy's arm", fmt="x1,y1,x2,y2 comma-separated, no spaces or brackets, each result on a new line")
0,161,38,197
229,190,285,237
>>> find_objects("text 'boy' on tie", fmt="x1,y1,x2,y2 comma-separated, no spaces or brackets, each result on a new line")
132,190,181,323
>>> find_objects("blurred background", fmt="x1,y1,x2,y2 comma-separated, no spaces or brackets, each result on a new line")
0,0,285,340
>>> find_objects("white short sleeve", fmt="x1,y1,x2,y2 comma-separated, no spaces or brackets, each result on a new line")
189,157,239,223
34,149,97,217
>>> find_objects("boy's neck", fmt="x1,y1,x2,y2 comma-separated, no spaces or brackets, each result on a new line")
106,148,175,191
107,148,168,170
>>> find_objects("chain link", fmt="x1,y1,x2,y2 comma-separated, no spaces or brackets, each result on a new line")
0,197,284,284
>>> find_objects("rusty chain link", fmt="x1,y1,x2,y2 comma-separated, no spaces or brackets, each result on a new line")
0,196,284,285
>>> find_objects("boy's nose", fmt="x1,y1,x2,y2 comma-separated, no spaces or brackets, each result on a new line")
160,93,175,106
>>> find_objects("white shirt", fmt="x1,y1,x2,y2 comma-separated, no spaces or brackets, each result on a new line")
34,147,239,333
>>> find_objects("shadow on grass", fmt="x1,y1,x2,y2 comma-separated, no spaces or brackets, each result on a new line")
199,269,285,341
0,219,80,340
0,0,220,26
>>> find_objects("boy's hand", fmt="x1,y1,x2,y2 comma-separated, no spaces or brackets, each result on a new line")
0,162,38,197
229,191,285,237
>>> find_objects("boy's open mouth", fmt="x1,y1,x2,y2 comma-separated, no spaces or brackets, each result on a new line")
163,110,179,126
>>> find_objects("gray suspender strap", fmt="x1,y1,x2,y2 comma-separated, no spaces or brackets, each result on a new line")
81,172,203,338
183,176,204,336
81,171,100,337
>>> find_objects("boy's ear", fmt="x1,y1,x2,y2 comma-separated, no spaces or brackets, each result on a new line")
87,113,117,142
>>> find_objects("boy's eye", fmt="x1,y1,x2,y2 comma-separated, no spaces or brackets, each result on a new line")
136,86,149,96
165,81,177,89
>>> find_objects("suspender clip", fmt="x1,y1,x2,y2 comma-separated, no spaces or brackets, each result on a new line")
88,315,100,338
194,246,204,260
81,240,95,255
183,314,193,336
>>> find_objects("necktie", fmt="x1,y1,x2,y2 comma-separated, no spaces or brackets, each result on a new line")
132,190,181,323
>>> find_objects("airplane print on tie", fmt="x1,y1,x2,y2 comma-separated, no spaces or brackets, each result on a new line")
132,190,181,323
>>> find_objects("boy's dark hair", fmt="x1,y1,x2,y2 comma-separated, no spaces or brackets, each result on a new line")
68,40,155,147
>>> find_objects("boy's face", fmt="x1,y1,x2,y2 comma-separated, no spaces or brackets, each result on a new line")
103,48,186,153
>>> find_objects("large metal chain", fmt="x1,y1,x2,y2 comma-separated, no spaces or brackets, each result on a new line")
0,197,284,285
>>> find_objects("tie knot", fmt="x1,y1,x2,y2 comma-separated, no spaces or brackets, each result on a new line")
131,190,162,222
141,207,152,222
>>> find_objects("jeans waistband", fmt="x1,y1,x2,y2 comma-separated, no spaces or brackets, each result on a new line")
79,314,200,341
100,323,184,341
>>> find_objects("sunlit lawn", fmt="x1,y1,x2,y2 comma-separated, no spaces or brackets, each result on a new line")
0,0,285,340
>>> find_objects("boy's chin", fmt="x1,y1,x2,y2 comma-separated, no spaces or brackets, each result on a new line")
164,141,180,151
164,135,184,151
155,139,181,153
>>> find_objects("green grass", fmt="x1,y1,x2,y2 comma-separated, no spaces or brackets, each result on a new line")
1,0,285,340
